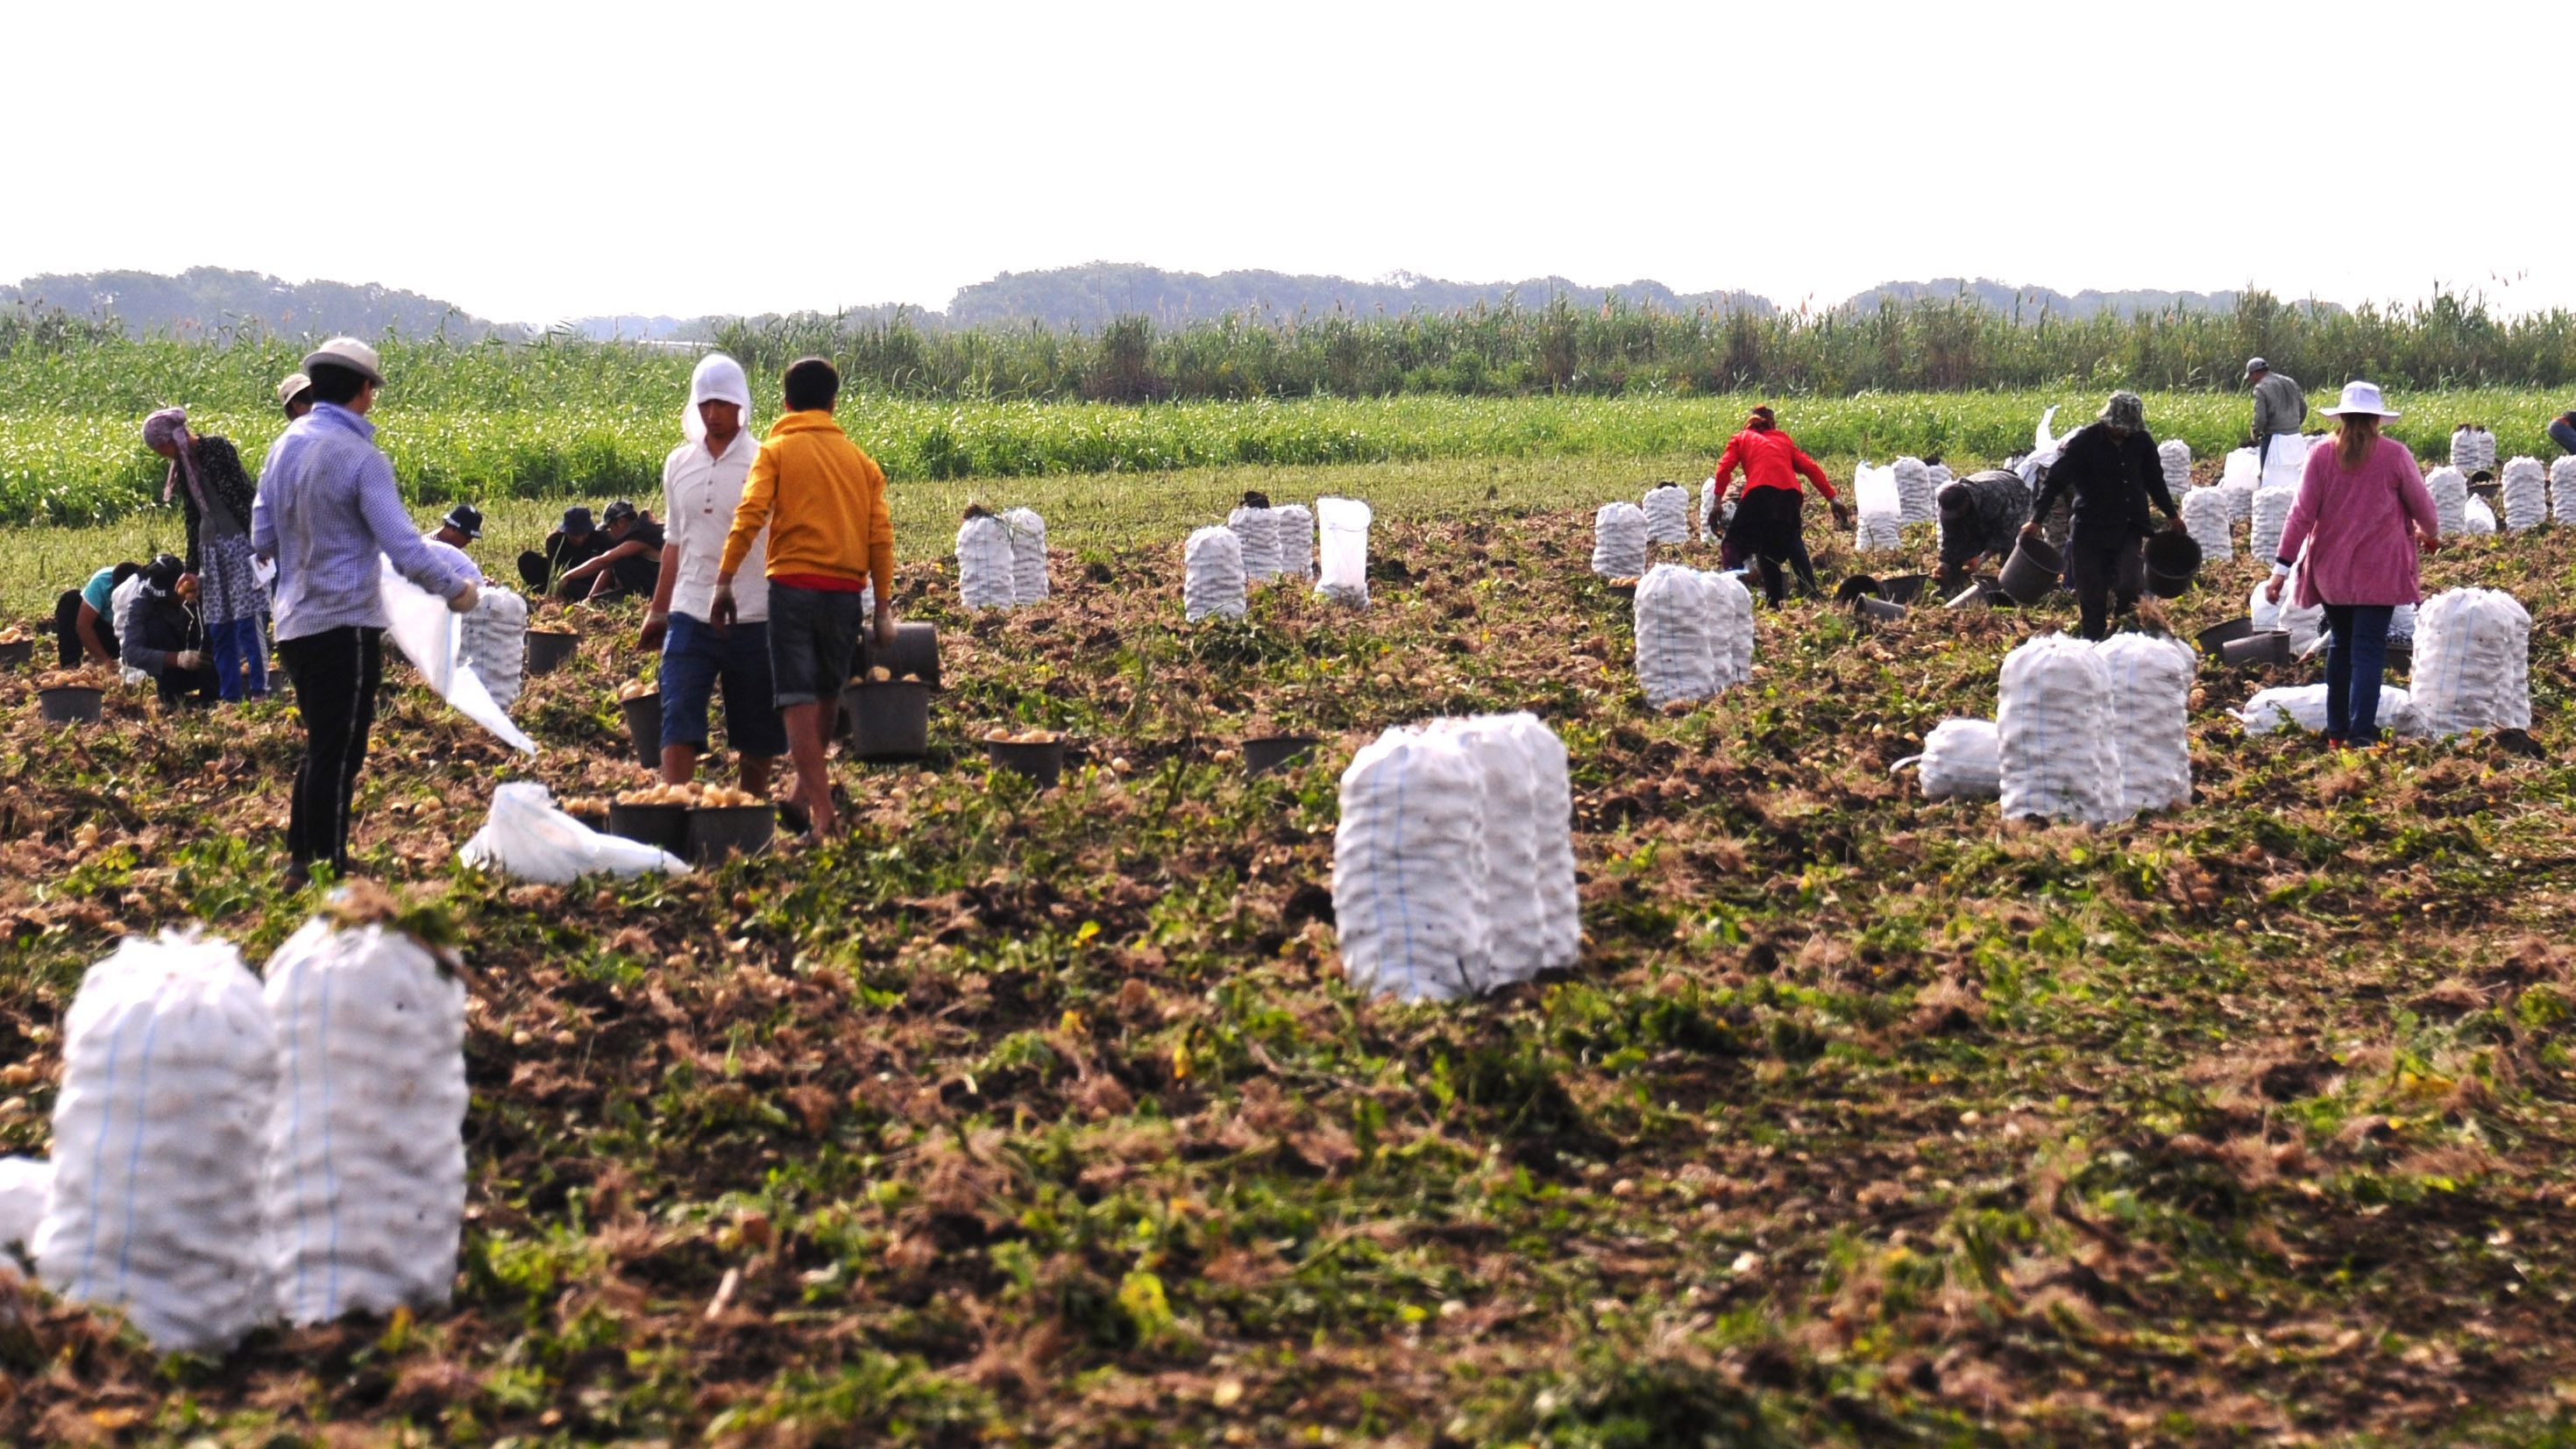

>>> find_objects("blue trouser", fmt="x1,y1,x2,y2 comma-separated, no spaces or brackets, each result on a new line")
2550,418,2576,455
206,614,268,701
2321,603,2395,742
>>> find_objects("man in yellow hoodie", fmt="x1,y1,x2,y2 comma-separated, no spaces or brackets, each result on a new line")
713,357,896,839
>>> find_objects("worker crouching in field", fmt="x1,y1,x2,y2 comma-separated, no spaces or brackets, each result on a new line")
1933,469,2032,590
1714,405,1851,607
121,556,221,707
2021,391,2182,641
554,499,664,600
144,407,271,701
54,560,141,669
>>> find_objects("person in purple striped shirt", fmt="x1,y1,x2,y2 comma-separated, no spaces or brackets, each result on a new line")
251,337,480,885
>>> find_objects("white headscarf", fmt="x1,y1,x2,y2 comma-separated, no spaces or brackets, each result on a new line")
684,352,754,446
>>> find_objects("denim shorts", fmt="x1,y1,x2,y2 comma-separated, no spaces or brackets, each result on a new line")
766,582,866,709
660,613,787,756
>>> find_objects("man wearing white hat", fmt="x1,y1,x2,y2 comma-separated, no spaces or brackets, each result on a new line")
252,337,481,884
2247,358,2307,468
637,352,784,798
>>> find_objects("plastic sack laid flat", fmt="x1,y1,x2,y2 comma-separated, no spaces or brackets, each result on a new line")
33,933,276,1353
2249,487,2296,563
2235,683,2425,737
2181,487,2235,560
1273,503,1315,579
1316,497,1372,606
1633,564,1716,707
1003,508,1050,602
1592,501,1649,578
2424,465,2470,537
2464,495,2497,535
2451,425,2497,475
2412,587,2531,737
455,587,528,711
1640,483,1691,544
2501,457,2550,532
956,513,1018,610
263,913,469,1325
458,781,689,882
2553,458,2576,527
1997,633,2121,826
1894,718,2001,800
1706,569,1755,691
2097,634,2196,815
380,561,536,755
2158,439,2193,495
1332,727,1490,1003
1184,526,1247,622
1892,457,1937,526
1227,504,1281,581
0,1156,52,1251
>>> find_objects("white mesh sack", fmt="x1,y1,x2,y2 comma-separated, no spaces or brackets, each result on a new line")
1641,483,1691,544
2553,458,2576,526
2182,487,2236,561
2451,426,2497,475
1699,477,1735,542
1892,457,1937,526
1706,569,1755,690
2250,487,2296,562
1997,633,2122,826
1315,496,1372,606
2097,634,2196,815
1854,465,1904,553
457,587,527,711
1897,719,2001,800
33,933,276,1353
2236,683,2426,738
1927,462,1954,490
0,1156,48,1253
2158,439,2193,494
2220,479,2255,522
1593,501,1650,578
2501,457,2550,532
2424,465,2469,536
1331,727,1490,1003
1428,714,1577,991
1003,508,1050,602
263,915,468,1326
2412,587,2532,737
2465,495,2497,535
1183,526,1247,622
1633,564,1716,707
956,513,1018,609
1226,504,1281,581
1273,503,1315,579
1508,714,1581,970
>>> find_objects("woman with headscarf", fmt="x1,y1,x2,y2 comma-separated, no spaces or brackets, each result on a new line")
144,407,270,700
1714,405,1849,606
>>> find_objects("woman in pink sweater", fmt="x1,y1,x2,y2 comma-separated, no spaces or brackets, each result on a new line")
2266,380,2440,744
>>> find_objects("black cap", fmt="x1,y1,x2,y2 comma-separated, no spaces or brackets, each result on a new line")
442,503,483,539
561,506,594,534
144,553,185,595
602,499,638,524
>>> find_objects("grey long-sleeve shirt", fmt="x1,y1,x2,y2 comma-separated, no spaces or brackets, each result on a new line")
2252,372,2307,439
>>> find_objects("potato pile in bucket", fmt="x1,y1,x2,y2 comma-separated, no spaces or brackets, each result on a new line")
614,783,763,808
0,626,30,643
559,796,610,818
852,667,924,684
39,667,111,689
616,679,655,700
983,728,1061,745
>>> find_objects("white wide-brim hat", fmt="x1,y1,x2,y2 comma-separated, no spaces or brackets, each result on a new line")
2319,380,2401,419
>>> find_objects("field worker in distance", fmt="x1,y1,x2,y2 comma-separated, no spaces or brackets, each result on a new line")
554,498,664,600
2549,407,2576,456
2247,358,2307,466
252,337,482,887
1713,404,1851,607
423,503,486,579
2022,391,2183,641
2267,381,2440,746
518,505,611,597
120,554,221,707
1933,469,2033,591
638,353,786,799
54,560,143,669
713,355,896,842
144,407,271,701
279,371,314,423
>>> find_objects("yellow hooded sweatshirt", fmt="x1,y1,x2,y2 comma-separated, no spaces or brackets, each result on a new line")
720,409,894,598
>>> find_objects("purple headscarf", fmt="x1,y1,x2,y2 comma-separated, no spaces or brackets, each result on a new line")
143,407,201,507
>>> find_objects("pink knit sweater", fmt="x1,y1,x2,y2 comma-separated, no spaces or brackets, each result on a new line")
2277,436,2440,608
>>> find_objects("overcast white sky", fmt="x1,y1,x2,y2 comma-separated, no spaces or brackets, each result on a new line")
10,0,2567,323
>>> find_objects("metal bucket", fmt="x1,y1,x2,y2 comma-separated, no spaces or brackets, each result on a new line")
843,679,931,761
2222,630,2293,668
607,800,689,856
526,630,578,676
687,804,775,863
1244,734,1321,777
984,736,1067,788
2143,531,2203,599
620,693,663,770
2195,618,2259,659
38,685,102,724
1998,535,2062,606
860,622,942,689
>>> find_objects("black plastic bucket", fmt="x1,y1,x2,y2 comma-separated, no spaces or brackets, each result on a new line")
0,639,32,670
2222,631,2293,667
985,736,1067,788
526,630,578,676
844,679,931,760
1854,595,1905,625
1244,734,1321,777
2195,618,2259,659
1877,573,1931,606
38,685,102,724
860,622,942,689
621,693,663,770
2144,531,2203,598
1998,536,2062,606
688,804,775,863
607,800,688,856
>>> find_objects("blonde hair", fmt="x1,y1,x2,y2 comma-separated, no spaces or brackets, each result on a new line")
2335,413,2381,472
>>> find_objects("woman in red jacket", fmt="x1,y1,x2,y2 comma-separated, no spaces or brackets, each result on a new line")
1715,406,1849,605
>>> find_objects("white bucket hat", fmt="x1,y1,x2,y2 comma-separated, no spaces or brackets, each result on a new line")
2319,380,2401,419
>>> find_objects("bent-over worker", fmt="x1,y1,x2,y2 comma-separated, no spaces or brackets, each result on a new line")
1714,404,1850,607
1933,470,2032,590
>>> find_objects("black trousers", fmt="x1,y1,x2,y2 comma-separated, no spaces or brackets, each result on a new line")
1724,487,1820,606
53,589,112,668
2063,526,2145,641
277,626,384,875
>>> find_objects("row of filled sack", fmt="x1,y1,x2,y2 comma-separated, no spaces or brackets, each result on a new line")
0,912,466,1354
956,506,1054,608
1187,497,1370,619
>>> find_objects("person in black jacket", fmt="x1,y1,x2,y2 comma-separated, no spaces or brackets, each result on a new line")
120,556,220,707
2021,391,2184,640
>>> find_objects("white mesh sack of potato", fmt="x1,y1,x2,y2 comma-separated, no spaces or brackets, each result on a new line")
1895,719,2001,800
2097,633,2196,816
2249,487,2296,562
1226,503,1281,581
2158,438,2192,494
1183,525,1247,622
2552,458,2576,527
1003,507,1051,602
2181,487,2235,561
1592,501,1649,578
2423,465,2468,536
2411,587,2531,737
1273,503,1315,579
1331,726,1490,1003
956,512,1019,610
1892,456,1937,526
1632,564,1715,708
2501,457,2550,532
1997,633,2122,826
457,587,528,711
1640,482,1691,544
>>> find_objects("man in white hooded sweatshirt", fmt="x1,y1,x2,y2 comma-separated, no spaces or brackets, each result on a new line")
638,354,787,796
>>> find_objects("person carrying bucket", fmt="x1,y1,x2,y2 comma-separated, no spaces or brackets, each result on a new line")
2020,391,2183,641
1712,405,1851,607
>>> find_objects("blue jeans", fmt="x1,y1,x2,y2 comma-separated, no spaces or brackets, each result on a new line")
206,614,268,701
661,613,787,757
2321,603,2395,742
